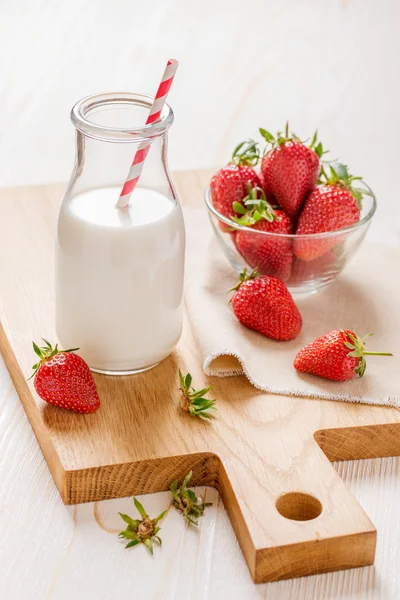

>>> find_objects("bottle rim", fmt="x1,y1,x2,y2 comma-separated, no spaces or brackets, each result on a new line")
71,92,174,142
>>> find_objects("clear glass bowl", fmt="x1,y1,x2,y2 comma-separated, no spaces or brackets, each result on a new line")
204,184,376,294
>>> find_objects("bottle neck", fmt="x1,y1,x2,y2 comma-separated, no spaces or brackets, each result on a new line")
65,129,177,208
65,92,176,204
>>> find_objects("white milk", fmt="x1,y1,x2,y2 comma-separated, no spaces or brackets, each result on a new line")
55,186,185,373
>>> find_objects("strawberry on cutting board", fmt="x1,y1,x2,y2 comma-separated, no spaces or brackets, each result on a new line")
210,140,262,226
294,330,392,381
260,124,323,219
230,269,302,341
31,339,100,413
232,185,293,281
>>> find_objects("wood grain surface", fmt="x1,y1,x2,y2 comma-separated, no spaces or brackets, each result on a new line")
1,0,400,597
1,172,400,584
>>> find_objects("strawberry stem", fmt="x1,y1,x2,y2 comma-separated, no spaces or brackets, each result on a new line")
231,139,260,167
259,123,327,157
363,351,393,356
319,163,366,210
343,330,392,377
228,268,258,293
178,370,217,420
118,497,167,552
170,471,212,525
231,184,278,227
29,339,79,379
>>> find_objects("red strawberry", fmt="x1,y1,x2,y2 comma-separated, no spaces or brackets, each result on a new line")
230,270,302,341
210,140,261,228
294,329,392,381
232,186,293,281
259,152,278,205
288,251,338,286
31,339,100,413
294,164,363,261
260,124,322,219
258,158,277,205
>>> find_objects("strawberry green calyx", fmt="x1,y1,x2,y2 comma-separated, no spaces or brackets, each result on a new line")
178,370,217,420
260,121,297,147
259,122,326,158
308,129,325,159
343,330,393,377
231,139,260,167
170,471,212,525
30,339,79,378
118,497,167,553
232,183,278,226
229,268,259,293
319,163,371,210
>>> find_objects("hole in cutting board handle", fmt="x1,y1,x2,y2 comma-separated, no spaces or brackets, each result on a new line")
276,492,322,521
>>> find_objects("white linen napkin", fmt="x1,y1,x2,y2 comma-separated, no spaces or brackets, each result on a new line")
184,209,400,407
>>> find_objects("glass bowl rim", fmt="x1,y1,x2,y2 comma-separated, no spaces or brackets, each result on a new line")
204,183,376,239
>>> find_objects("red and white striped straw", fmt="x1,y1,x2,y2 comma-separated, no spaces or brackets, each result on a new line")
116,59,179,208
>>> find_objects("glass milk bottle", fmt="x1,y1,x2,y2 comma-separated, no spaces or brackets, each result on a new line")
56,93,185,374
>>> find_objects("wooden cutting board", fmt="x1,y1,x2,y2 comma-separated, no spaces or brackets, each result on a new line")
1,170,400,584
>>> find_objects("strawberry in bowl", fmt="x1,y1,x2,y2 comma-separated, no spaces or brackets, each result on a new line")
210,140,261,232
205,126,376,294
293,163,368,261
231,185,293,282
260,124,323,219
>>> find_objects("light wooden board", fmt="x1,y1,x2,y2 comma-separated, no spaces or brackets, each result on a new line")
1,172,400,584
2,369,400,600
1,1,400,596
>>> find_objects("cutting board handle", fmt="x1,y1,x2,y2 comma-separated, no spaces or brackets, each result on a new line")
215,444,376,582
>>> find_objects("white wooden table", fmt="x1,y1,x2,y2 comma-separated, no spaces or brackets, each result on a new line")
1,1,400,598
